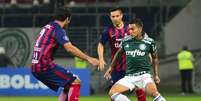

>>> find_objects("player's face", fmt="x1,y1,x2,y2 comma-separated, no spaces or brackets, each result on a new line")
64,17,71,29
110,10,123,26
128,24,142,37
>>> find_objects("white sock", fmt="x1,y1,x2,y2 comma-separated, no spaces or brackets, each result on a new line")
153,94,166,101
111,93,130,101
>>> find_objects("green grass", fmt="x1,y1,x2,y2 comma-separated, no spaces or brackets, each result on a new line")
0,94,201,101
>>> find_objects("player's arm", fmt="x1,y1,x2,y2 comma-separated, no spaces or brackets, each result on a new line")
104,47,124,80
97,43,106,70
97,28,109,71
151,53,160,83
64,43,98,66
56,29,99,67
150,41,160,84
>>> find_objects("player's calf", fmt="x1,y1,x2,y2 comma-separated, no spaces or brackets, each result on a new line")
59,85,70,101
67,78,81,101
135,89,146,101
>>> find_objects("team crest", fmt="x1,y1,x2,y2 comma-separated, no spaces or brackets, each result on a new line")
139,44,146,50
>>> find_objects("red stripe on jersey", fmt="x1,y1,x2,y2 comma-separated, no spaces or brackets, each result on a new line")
114,28,121,71
121,26,127,71
44,31,56,69
36,27,53,72
41,28,54,70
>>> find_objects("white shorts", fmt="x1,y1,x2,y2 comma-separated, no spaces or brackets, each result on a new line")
115,73,154,91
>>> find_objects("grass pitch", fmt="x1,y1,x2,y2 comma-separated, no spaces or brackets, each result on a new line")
0,94,201,101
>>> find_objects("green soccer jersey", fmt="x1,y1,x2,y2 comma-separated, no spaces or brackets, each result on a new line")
119,35,157,75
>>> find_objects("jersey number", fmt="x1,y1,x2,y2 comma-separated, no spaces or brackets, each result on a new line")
32,51,39,63
35,28,46,47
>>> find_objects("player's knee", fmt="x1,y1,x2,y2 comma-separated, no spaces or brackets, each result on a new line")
152,91,160,97
72,77,81,84
109,88,116,97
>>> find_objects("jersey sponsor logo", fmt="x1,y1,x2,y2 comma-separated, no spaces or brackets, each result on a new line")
114,42,121,48
126,49,145,57
114,38,122,48
139,44,146,50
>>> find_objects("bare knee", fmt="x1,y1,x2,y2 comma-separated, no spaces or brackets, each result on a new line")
145,83,159,97
108,87,118,97
72,77,81,84
108,89,114,97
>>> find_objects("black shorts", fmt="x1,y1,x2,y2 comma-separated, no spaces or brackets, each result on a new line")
32,64,77,92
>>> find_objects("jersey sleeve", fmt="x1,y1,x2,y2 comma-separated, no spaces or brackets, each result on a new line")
150,41,157,54
99,28,109,45
55,29,70,45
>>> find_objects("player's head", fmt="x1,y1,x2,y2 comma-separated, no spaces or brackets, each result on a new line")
128,18,143,37
109,7,123,26
183,45,188,50
55,6,71,28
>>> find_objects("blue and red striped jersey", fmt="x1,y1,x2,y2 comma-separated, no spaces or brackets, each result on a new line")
99,22,129,72
31,21,70,72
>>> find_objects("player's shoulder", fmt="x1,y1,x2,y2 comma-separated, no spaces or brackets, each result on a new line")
102,26,111,33
124,21,129,26
142,36,155,44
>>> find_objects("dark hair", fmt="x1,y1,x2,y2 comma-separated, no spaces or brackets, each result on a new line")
55,6,71,21
109,7,123,14
183,45,188,50
129,18,143,28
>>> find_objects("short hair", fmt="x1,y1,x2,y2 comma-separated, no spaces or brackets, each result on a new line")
183,45,188,50
129,18,143,28
109,7,123,14
55,6,71,21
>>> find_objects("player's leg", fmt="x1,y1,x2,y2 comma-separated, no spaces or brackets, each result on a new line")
135,88,146,101
32,64,79,101
145,82,166,101
59,78,81,101
109,70,125,101
59,85,70,101
187,70,193,93
109,84,131,101
181,70,186,93
136,73,165,101
67,78,81,101
109,76,135,101
46,64,80,101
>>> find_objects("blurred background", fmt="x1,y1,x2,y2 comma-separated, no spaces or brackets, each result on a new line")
0,0,201,96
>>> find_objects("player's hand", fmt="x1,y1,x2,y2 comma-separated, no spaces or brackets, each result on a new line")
98,59,106,71
87,57,99,67
154,75,160,85
104,66,112,80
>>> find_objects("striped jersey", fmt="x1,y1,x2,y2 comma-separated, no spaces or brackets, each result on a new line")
99,22,129,72
31,21,70,72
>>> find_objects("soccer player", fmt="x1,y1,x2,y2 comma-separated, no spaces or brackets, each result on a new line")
104,18,166,101
97,7,146,101
31,7,99,101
